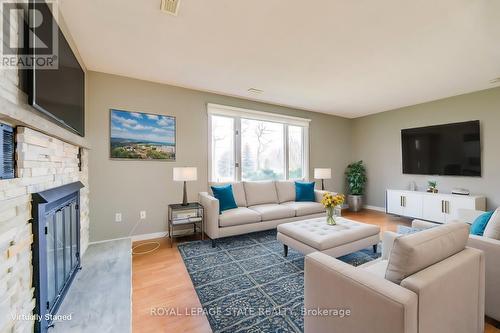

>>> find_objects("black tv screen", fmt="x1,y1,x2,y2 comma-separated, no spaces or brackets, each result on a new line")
401,121,481,177
28,1,85,136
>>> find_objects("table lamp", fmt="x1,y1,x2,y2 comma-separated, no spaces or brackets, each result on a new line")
173,167,197,206
314,168,331,190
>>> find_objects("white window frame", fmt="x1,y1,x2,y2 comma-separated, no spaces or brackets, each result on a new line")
207,103,310,182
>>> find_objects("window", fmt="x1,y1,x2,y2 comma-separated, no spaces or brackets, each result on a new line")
241,119,284,181
288,125,304,179
211,115,235,182
208,104,309,182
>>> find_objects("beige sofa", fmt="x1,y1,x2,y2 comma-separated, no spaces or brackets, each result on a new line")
199,180,331,246
408,209,500,322
304,223,485,333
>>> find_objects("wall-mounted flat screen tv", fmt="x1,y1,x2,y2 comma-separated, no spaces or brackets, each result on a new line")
28,1,85,136
401,120,481,177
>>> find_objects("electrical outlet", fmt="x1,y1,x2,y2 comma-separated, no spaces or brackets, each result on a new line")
140,211,146,220
115,213,122,223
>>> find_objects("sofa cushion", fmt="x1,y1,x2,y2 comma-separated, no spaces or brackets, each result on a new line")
483,208,500,240
243,181,279,206
295,181,315,202
275,180,295,203
210,184,238,213
218,207,261,227
282,201,324,216
385,223,469,284
209,182,247,207
248,204,295,221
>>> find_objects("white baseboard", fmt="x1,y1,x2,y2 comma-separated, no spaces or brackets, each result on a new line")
364,205,386,212
88,236,132,245
88,229,199,245
131,231,168,242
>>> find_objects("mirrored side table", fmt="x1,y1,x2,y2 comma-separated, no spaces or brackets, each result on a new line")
167,202,204,247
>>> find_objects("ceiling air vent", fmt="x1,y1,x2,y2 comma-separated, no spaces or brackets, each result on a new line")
161,0,180,16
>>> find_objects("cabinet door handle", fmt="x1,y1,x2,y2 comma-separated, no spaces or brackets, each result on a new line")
403,196,406,207
400,196,403,207
446,201,450,214
441,200,444,213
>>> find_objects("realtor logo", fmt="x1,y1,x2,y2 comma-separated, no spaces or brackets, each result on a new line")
1,0,58,69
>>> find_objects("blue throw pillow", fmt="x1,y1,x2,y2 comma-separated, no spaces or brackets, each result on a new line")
470,211,494,236
211,185,238,214
295,181,315,202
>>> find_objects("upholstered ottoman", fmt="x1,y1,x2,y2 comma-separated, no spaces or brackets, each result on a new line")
277,217,380,257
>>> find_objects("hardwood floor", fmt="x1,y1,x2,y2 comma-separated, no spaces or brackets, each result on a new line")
132,210,500,333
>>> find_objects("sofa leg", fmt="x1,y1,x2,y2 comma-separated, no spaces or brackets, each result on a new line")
211,239,216,248
373,244,378,253
284,244,288,257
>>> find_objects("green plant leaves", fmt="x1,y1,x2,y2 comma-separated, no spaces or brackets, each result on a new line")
345,160,367,195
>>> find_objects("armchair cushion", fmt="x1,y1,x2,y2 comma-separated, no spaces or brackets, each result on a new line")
484,208,500,240
385,223,469,284
359,259,389,278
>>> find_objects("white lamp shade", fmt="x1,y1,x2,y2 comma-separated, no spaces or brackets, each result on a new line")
173,167,197,181
314,168,331,179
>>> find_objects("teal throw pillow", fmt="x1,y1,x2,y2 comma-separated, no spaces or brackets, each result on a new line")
470,211,494,236
211,184,238,214
295,181,315,202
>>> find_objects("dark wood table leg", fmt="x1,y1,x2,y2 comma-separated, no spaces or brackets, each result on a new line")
373,244,378,253
284,244,288,257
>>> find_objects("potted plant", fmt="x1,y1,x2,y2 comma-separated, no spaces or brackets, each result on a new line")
427,180,438,193
345,161,367,212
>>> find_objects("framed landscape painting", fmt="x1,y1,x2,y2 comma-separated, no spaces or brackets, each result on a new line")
110,109,176,160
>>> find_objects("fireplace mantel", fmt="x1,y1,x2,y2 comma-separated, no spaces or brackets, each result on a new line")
0,94,90,149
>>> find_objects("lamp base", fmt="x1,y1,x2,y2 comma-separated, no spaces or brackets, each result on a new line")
182,181,189,206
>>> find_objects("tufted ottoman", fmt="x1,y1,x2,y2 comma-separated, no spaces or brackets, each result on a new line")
277,217,380,257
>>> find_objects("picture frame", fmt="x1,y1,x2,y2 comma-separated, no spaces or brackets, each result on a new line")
109,109,176,161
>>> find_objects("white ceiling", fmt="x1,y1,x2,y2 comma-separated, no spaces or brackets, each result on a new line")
60,0,500,118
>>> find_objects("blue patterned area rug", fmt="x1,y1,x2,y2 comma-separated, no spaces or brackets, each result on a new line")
178,229,380,333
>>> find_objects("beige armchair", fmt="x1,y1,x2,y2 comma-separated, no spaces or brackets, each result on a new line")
410,209,500,322
304,223,485,333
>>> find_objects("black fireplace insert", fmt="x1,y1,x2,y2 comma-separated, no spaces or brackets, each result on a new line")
31,181,84,333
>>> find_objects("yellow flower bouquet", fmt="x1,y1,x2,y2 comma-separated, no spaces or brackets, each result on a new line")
321,193,345,225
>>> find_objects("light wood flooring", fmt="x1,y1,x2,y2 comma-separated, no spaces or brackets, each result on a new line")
132,209,500,333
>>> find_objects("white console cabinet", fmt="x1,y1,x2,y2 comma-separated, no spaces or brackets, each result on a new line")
386,189,486,223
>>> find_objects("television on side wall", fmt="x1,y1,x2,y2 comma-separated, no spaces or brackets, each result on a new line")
401,120,481,177
28,0,85,136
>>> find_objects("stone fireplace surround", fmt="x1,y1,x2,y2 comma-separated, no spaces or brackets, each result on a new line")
0,127,90,332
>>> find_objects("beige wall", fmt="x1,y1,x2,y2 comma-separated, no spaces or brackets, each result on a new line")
87,71,352,241
352,87,500,209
